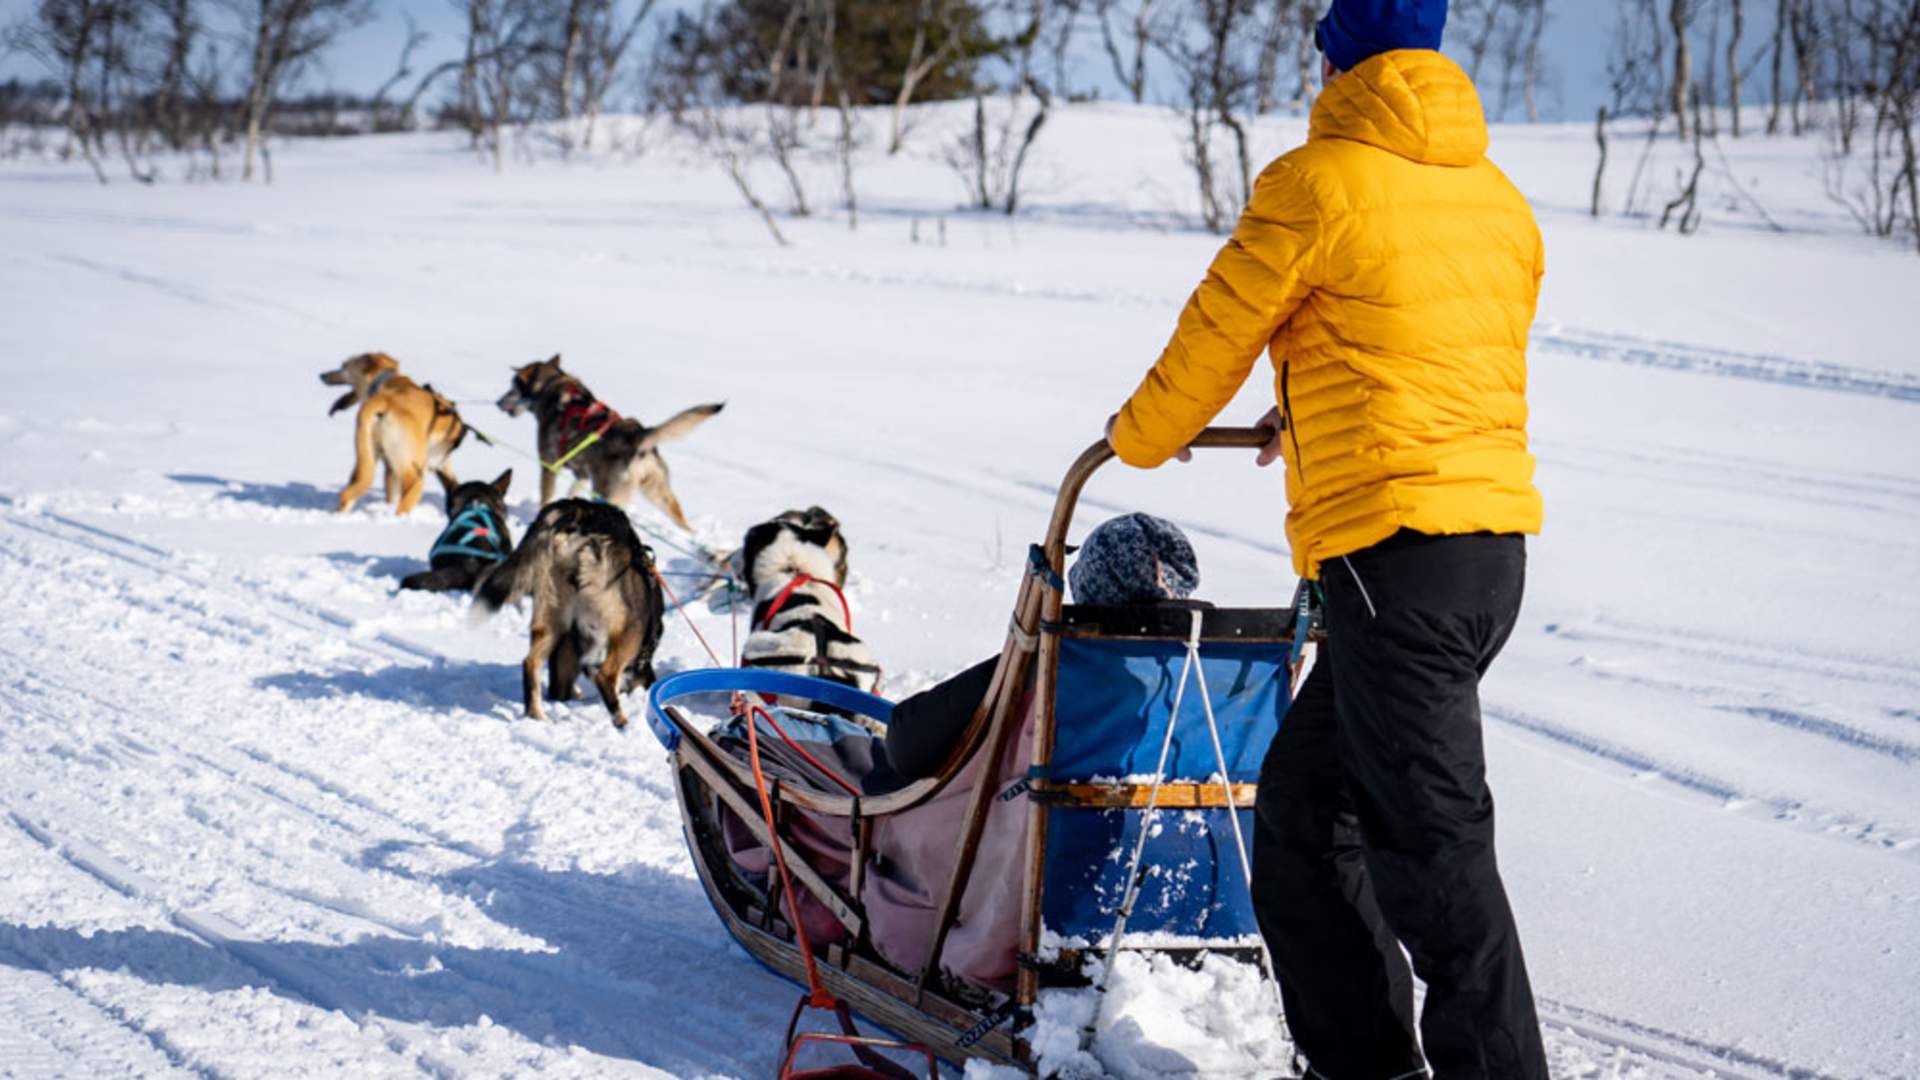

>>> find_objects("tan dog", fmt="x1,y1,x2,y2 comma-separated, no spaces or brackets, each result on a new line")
495,355,723,529
320,352,467,515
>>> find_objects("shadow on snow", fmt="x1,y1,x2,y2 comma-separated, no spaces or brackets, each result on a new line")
0,851,798,1074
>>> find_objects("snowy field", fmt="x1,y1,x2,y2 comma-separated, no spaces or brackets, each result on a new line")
2,103,1919,1078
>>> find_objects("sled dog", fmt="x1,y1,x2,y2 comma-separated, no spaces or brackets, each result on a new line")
495,355,723,529
474,498,664,729
400,470,515,593
321,352,467,516
736,507,883,714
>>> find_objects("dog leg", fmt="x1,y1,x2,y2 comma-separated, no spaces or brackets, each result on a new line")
337,405,382,512
636,463,694,531
384,465,399,505
547,630,581,701
594,627,643,729
522,621,556,721
394,465,428,516
539,466,556,506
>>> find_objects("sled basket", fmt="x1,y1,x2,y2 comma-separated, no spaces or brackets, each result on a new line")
648,428,1314,1071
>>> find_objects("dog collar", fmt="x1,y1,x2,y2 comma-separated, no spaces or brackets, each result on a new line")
366,370,396,397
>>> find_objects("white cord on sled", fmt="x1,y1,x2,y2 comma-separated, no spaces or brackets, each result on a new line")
1190,611,1289,1022
1094,609,1201,1019
1096,609,1288,1030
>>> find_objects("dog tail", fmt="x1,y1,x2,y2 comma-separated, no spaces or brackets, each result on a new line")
473,512,551,617
639,402,724,450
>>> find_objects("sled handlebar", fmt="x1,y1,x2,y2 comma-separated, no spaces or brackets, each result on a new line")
1039,426,1270,571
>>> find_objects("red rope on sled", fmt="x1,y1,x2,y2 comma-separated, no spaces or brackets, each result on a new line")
652,565,729,668
746,702,862,798
743,698,838,1011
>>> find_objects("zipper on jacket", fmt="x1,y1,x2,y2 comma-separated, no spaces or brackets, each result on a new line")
1280,359,1304,485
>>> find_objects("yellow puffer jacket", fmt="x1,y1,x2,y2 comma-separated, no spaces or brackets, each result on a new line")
1110,50,1545,579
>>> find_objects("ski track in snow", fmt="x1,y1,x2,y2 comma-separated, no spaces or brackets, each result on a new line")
0,488,1881,1080
0,507,793,1078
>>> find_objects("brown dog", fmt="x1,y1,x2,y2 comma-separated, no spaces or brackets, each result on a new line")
320,352,467,516
495,355,722,529
472,498,665,729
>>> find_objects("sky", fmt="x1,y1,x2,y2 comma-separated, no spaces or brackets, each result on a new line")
0,1,1771,126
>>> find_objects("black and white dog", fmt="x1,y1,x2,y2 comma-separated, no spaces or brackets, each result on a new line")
735,507,882,714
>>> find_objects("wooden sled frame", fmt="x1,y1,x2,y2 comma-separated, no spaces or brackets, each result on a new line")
654,427,1308,1071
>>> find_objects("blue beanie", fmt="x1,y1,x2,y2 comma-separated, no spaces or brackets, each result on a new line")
1316,0,1448,73
1069,513,1199,607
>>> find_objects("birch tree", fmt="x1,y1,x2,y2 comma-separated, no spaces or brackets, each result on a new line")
233,0,372,180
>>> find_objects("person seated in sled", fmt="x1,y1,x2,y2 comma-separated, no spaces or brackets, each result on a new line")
883,512,1202,781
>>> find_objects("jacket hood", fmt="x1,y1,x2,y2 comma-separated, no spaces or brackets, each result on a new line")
1310,49,1489,167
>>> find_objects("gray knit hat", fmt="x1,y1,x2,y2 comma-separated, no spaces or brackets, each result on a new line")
1068,513,1200,606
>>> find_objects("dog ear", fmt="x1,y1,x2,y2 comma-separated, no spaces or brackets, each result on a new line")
492,469,513,496
547,354,563,369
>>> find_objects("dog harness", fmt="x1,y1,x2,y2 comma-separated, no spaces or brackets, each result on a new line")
756,573,853,634
428,503,509,563
745,574,881,689
553,398,619,468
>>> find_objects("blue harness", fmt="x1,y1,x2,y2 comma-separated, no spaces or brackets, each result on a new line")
429,503,509,562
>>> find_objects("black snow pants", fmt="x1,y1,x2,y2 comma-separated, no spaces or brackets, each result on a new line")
1251,529,1548,1080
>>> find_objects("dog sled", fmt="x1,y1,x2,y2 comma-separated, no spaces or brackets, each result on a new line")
646,428,1315,1073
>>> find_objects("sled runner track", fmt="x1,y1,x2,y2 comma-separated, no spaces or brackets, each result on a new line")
4,808,463,1080
1533,439,1920,518
0,532,784,1076
1545,618,1920,695
0,939,206,1080
1484,705,1920,862
0,505,681,805
0,507,441,665
1534,327,1920,404
1534,997,1850,1080
4,764,774,1077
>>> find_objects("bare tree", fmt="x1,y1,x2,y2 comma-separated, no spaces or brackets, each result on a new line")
891,0,969,153
1254,0,1308,114
1822,0,1920,254
1594,0,1669,216
1661,84,1707,230
1456,0,1505,83
233,0,374,180
1768,0,1788,132
1788,0,1818,133
1522,0,1548,122
544,0,657,153
366,13,427,132
945,0,1052,215
1155,0,1259,231
19,0,116,164
811,0,861,227
1670,0,1693,137
1727,0,1744,135
1093,0,1158,103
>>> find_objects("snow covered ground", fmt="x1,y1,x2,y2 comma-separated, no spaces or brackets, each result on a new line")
2,104,1918,1078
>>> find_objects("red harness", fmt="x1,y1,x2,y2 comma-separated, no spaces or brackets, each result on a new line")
555,398,618,458
758,574,853,634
